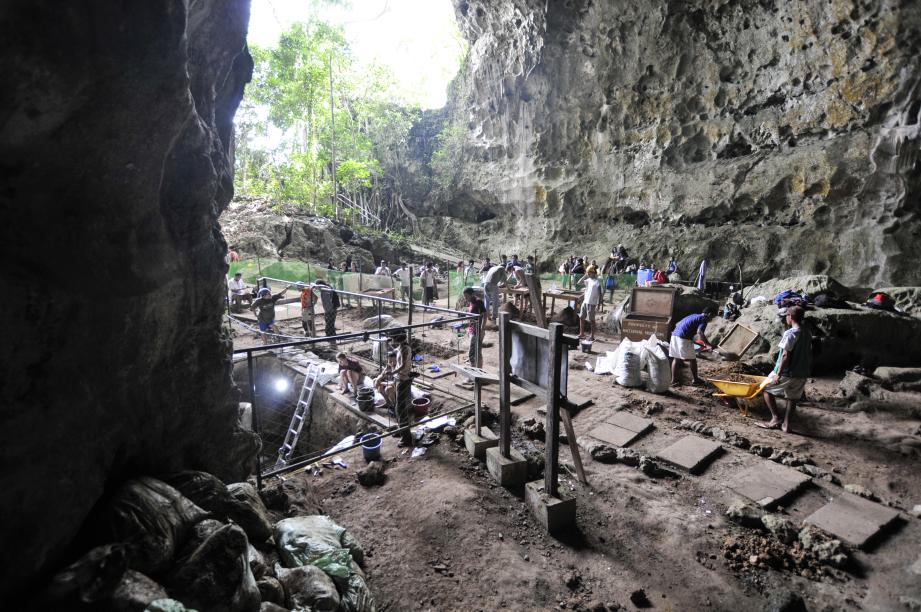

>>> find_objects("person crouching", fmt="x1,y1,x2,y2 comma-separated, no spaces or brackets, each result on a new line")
669,307,717,385
336,352,363,396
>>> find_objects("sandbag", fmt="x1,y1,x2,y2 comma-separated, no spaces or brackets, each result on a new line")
275,563,340,612
643,335,672,393
613,340,643,387
339,560,376,612
275,515,365,573
226,482,274,544
109,570,169,612
40,543,128,606
167,523,260,612
104,477,208,575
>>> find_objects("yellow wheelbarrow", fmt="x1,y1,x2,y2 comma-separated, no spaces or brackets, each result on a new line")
707,375,770,416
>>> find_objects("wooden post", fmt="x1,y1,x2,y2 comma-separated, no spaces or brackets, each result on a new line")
446,271,451,311
560,407,588,485
358,267,363,311
545,322,564,497
474,380,482,436
408,266,414,324
524,273,546,328
498,311,512,458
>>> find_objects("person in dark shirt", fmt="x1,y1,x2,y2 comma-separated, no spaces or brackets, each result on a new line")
336,352,363,395
315,280,339,345
464,287,487,367
759,306,812,433
669,307,716,385
250,286,289,344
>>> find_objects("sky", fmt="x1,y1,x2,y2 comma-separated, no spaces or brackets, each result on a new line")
247,0,466,109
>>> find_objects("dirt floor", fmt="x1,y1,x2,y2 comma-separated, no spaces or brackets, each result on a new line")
244,294,921,611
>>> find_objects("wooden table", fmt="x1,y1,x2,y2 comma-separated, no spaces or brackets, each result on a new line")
499,285,532,314
541,290,583,316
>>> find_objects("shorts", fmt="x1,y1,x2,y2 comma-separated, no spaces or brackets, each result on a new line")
258,320,274,332
765,376,806,400
669,335,696,360
579,302,597,322
424,286,435,303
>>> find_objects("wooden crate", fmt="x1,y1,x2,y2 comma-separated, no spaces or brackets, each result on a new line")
621,287,678,342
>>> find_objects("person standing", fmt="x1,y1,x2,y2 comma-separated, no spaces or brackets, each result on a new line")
463,259,477,285
696,258,709,293
374,260,391,276
576,267,602,340
298,282,317,336
393,262,411,303
250,286,289,344
482,261,507,322
759,306,812,433
464,287,487,367
524,255,536,275
316,280,339,345
669,307,717,385
228,272,247,312
390,333,414,447
420,262,437,305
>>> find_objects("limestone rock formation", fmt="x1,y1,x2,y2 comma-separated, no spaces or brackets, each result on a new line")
408,0,921,287
0,0,257,595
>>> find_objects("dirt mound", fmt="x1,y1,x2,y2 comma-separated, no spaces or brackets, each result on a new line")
745,275,854,301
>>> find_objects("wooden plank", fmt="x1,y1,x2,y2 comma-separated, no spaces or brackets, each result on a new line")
509,374,544,398
498,312,513,458
545,322,564,497
449,363,499,383
525,273,547,328
560,407,587,485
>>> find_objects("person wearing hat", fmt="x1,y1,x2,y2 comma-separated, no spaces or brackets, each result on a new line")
389,333,414,446
298,282,317,336
250,285,289,343
576,266,601,340
228,272,247,312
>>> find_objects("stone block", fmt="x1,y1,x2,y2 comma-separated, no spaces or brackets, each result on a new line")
464,426,498,459
804,493,900,548
525,480,576,534
655,436,723,474
486,447,528,486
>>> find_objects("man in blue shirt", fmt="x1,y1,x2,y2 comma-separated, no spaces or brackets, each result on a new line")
759,305,812,433
670,307,717,385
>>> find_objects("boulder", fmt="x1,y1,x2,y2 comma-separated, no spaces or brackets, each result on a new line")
873,367,921,386
667,284,721,322
356,461,386,487
726,502,764,529
167,523,260,612
550,305,580,327
577,436,618,463
361,314,395,329
745,275,854,301
836,370,875,399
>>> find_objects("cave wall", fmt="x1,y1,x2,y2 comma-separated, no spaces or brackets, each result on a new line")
0,0,257,594
416,0,921,286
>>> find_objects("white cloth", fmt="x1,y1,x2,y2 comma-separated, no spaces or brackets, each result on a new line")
420,268,436,287
228,278,246,294
669,335,696,360
582,277,601,305
484,265,507,286
374,266,391,276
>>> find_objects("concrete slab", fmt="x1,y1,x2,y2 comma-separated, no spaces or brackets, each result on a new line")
804,493,900,548
587,422,645,448
656,436,723,475
464,426,498,459
526,480,576,534
486,447,528,486
606,411,654,434
727,461,811,508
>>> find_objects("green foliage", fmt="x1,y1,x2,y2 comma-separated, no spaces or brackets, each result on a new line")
234,17,425,226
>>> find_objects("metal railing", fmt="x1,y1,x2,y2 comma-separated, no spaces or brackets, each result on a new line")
232,286,478,488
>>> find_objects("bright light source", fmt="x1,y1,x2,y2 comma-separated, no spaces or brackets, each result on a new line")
273,378,289,393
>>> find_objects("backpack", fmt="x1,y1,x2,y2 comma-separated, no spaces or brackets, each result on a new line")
865,292,895,311
772,289,801,305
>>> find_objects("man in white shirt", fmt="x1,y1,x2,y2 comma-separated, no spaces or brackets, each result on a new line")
577,266,602,340
482,263,507,321
227,272,247,312
419,262,437,305
393,262,411,302
374,260,391,276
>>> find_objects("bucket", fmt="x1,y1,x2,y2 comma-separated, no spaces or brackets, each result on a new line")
580,340,593,353
412,397,431,417
360,433,382,462
356,386,374,412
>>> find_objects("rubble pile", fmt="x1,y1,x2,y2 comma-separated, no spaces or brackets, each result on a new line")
38,473,374,612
